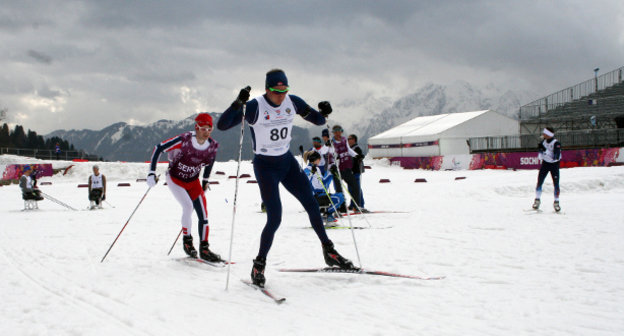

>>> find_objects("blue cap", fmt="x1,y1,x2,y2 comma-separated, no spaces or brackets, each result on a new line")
265,70,288,89
23,165,31,171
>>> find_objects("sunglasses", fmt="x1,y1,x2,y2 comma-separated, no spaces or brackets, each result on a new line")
269,87,289,94
196,124,213,131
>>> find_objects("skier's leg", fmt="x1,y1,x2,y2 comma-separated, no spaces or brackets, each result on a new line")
281,156,331,244
535,164,549,200
192,193,209,242
254,160,284,259
550,163,560,201
167,175,193,237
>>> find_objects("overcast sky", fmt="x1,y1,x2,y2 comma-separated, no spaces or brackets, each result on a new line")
1,0,623,134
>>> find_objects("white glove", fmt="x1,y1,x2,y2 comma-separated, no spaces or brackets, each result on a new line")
147,173,158,187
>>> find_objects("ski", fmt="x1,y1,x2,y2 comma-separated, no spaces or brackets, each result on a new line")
325,225,393,230
278,267,445,280
241,279,286,304
176,257,234,268
343,210,407,216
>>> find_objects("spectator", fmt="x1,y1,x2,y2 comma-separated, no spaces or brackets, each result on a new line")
348,134,368,212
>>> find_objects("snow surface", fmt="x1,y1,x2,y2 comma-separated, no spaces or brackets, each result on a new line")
1,155,624,336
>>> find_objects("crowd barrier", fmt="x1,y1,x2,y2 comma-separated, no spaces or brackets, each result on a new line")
388,147,624,170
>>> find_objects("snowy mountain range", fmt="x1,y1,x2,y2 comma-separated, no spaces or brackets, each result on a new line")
343,81,536,142
46,81,537,162
47,116,312,162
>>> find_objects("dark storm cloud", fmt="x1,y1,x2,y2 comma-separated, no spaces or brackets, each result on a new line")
0,0,622,133
27,50,52,64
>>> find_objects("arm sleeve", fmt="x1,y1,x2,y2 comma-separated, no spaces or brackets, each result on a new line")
102,175,106,193
322,171,333,189
347,144,358,157
88,176,92,192
291,95,326,126
553,141,562,160
149,136,182,172
217,100,259,130
19,176,28,191
202,163,214,181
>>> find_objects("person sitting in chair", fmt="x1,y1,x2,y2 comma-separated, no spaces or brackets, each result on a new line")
88,165,107,209
20,165,44,208
303,151,344,224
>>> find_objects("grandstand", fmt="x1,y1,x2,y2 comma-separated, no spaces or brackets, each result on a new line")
469,66,624,152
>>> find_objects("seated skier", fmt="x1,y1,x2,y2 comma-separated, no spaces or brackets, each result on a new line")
20,165,44,201
303,151,344,224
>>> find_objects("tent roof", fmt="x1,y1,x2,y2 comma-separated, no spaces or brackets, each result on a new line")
369,110,490,141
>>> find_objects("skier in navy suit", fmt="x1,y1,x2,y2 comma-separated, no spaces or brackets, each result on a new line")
217,69,356,287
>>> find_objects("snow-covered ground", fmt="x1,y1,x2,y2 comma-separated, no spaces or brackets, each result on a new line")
1,155,623,336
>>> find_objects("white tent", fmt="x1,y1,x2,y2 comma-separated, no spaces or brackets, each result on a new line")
368,110,519,158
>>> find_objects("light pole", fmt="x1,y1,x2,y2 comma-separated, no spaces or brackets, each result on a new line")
594,67,600,92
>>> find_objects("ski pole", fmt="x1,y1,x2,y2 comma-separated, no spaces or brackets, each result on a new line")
324,122,362,268
39,191,78,211
104,200,116,208
226,87,250,290
167,228,183,256
101,184,154,262
299,145,305,166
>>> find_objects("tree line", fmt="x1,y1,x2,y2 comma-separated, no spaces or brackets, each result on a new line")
0,123,75,151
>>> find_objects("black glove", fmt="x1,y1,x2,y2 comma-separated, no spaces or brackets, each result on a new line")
325,140,331,146
330,165,338,176
236,86,251,104
318,101,332,118
102,194,106,201
202,180,210,191
356,154,364,160
311,166,317,174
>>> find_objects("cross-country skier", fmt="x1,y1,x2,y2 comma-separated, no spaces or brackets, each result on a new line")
532,127,562,212
303,151,344,224
217,69,356,287
88,165,106,209
147,113,223,262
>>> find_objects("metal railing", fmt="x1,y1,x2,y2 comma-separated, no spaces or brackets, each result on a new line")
0,147,100,161
469,129,624,152
520,66,624,119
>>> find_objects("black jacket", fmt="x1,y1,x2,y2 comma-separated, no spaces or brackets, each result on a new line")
351,143,365,174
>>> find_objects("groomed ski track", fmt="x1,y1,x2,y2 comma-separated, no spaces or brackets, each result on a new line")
1,155,623,335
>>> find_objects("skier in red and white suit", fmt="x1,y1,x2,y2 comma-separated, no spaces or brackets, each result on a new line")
147,113,222,261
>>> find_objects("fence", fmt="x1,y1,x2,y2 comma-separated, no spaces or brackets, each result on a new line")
520,66,624,119
468,129,624,153
0,147,100,161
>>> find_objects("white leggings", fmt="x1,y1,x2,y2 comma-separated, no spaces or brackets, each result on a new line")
166,174,209,241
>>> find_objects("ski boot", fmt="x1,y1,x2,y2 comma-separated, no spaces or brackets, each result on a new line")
325,214,338,225
182,235,197,258
322,241,357,270
251,257,266,287
199,241,222,262
532,198,541,210
338,204,348,214
553,201,561,212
